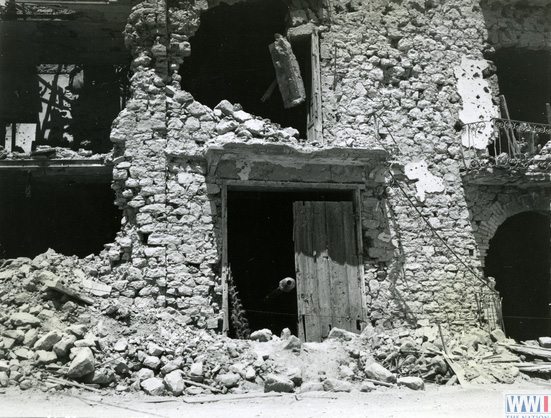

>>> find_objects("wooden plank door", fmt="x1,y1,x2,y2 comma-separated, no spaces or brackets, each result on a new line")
293,201,363,342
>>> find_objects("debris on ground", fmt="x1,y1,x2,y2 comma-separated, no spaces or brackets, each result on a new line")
1,249,549,397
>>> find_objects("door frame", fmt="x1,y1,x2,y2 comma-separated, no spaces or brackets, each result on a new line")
220,179,366,335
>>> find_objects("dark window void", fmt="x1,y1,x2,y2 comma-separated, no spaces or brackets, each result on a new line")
484,211,551,341
494,48,551,124
1,64,128,153
227,189,353,338
179,0,310,137
0,175,121,259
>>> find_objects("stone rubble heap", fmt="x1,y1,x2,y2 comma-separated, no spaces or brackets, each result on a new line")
0,249,537,397
362,323,522,385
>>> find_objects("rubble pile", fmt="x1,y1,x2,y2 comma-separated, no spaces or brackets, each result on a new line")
362,323,521,385
0,251,302,395
1,249,546,398
0,145,109,161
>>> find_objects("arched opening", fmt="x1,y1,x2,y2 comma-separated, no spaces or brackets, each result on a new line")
484,211,551,341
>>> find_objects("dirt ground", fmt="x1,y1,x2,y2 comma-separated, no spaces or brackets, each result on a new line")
3,380,551,418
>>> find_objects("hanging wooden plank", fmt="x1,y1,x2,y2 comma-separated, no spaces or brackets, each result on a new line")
325,202,350,331
307,30,323,144
269,34,306,108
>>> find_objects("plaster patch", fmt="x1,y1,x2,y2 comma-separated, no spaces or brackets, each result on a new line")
454,57,498,150
236,160,251,180
404,161,445,202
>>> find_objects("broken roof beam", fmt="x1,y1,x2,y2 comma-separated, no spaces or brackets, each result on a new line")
269,34,306,109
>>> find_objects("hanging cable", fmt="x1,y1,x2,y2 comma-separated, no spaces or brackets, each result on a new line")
368,111,498,294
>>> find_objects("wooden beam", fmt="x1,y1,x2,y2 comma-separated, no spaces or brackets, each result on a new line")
269,34,306,108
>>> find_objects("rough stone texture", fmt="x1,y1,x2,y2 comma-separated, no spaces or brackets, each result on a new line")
67,347,95,379
34,330,63,351
364,362,396,384
250,329,273,342
36,350,58,364
216,372,240,388
10,312,40,327
539,337,551,348
30,0,549,340
53,335,77,357
264,374,295,393
322,378,353,392
327,328,357,341
491,329,507,342
164,370,185,395
397,376,425,390
299,381,324,392
141,377,166,396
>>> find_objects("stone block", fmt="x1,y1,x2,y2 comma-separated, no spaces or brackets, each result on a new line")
164,370,185,395
364,362,396,384
327,328,356,341
10,312,40,327
397,376,425,390
264,374,294,393
67,347,95,379
216,372,240,388
34,330,63,351
250,329,273,342
141,377,166,396
323,378,353,392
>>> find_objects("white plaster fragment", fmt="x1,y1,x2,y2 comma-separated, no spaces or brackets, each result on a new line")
236,160,251,181
454,57,498,150
404,161,445,202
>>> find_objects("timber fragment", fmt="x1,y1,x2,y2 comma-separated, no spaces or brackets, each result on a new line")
269,34,306,108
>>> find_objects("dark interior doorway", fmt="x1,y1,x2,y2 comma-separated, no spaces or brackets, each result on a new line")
179,0,310,137
484,211,551,341
226,188,353,338
494,48,551,125
0,174,121,259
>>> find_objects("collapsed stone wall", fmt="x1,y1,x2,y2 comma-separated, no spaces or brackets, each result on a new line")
96,0,543,333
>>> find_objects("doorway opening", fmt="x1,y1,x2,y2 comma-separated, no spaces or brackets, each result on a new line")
179,0,311,137
226,188,353,339
494,48,551,125
484,211,550,341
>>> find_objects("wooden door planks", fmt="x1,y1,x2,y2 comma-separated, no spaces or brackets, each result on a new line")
293,200,363,341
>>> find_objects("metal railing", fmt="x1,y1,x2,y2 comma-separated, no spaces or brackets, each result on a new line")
461,118,551,171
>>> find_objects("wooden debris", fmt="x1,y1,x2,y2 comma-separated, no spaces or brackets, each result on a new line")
443,355,469,386
44,280,94,305
64,394,168,418
182,392,283,404
261,79,277,103
182,378,222,393
437,323,469,386
501,343,551,361
362,378,395,388
47,376,105,394
269,34,306,108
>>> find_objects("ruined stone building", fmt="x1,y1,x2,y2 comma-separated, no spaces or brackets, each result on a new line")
1,0,550,343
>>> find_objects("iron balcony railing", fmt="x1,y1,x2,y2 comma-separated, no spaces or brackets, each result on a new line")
461,118,551,170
